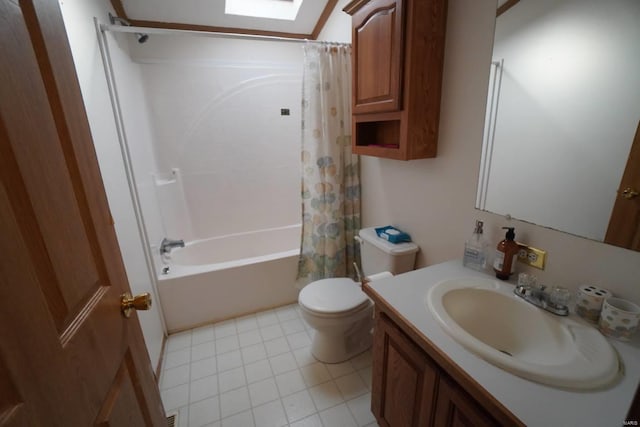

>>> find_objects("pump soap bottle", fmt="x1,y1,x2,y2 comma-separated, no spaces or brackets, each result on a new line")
463,220,488,271
493,227,519,280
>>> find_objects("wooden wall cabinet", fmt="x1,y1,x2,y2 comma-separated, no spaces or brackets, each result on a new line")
371,310,523,426
344,0,448,160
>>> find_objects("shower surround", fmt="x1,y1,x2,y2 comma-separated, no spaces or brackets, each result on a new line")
127,36,304,328
131,36,303,240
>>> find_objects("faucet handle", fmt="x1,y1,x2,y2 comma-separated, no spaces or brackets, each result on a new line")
549,286,571,307
517,272,538,288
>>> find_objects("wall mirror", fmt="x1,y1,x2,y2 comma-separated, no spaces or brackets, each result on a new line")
477,0,640,251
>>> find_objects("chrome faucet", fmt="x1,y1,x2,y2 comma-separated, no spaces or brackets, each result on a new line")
514,282,570,316
160,238,185,255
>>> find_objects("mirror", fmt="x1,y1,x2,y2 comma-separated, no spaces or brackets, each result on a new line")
477,0,640,250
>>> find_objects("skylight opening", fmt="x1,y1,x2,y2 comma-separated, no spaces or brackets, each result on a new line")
225,0,304,21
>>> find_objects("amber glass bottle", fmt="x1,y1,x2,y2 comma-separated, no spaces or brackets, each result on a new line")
493,227,519,280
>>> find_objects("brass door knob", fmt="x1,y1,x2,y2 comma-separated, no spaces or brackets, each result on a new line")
121,292,152,318
622,187,639,200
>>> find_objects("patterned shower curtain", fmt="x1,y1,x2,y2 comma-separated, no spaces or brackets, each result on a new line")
297,42,361,287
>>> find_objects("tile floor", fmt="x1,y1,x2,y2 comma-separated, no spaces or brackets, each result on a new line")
159,303,379,427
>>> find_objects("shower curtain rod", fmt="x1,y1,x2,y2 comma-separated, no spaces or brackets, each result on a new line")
100,23,351,46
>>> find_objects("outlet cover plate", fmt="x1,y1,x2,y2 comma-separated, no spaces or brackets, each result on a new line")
516,243,546,269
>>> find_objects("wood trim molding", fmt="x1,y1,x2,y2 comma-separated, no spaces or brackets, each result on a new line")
109,0,128,20
497,0,520,17
343,0,370,15
129,19,312,40
311,0,340,39
107,0,342,41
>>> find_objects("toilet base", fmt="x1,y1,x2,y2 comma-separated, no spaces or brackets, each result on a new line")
309,315,373,364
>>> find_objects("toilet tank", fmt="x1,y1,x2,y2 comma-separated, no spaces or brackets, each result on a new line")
358,227,419,276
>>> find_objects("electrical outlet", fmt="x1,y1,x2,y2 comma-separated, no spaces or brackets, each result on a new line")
516,243,546,269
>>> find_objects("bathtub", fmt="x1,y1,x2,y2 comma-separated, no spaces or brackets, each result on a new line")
157,224,301,332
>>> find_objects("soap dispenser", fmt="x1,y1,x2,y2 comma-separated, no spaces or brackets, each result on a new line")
493,227,519,280
463,220,488,271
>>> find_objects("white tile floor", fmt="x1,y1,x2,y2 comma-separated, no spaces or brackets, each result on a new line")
160,303,379,427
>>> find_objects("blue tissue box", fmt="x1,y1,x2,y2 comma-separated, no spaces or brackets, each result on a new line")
375,226,412,243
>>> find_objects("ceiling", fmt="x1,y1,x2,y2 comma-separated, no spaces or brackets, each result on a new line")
111,0,515,40
113,0,338,39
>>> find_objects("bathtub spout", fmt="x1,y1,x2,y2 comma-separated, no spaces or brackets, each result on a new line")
160,238,185,255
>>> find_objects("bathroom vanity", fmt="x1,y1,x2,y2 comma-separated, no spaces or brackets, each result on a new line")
370,309,518,426
363,261,640,426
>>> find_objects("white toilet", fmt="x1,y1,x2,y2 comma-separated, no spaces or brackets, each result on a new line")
298,227,419,363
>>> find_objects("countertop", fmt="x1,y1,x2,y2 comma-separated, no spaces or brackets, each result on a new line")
365,260,640,427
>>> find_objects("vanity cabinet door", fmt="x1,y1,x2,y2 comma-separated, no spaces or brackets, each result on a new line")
350,0,404,115
371,313,438,426
434,375,498,427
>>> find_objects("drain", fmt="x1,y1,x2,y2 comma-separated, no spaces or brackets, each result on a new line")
499,349,513,357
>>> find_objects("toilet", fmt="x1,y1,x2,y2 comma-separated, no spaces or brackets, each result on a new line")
298,227,419,363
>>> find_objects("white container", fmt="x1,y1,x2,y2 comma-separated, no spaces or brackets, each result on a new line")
358,227,419,275
575,285,612,323
598,297,640,342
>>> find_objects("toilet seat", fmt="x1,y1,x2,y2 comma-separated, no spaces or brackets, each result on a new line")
299,278,370,317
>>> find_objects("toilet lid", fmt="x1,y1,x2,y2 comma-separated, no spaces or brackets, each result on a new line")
299,278,369,314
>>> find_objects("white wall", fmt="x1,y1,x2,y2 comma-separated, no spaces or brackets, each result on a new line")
319,0,640,304
60,0,166,369
128,37,303,240
317,0,352,42
484,0,640,241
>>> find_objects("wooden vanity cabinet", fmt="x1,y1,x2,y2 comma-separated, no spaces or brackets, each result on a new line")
344,0,447,160
434,375,501,427
369,308,524,427
371,310,437,426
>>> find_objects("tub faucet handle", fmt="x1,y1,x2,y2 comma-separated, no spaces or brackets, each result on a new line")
160,238,185,255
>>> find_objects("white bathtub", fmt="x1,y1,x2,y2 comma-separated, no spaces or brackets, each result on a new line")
157,225,301,332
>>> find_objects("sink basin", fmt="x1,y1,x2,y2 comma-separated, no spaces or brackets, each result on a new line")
426,277,620,389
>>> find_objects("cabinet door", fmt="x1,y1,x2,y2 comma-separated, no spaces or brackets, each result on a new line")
371,314,437,426
434,375,498,427
352,0,404,114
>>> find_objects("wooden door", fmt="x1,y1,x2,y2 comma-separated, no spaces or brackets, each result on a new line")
605,120,640,250
0,0,166,425
350,0,404,115
371,313,437,427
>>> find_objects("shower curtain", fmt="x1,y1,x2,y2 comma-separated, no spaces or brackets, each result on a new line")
297,43,361,286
